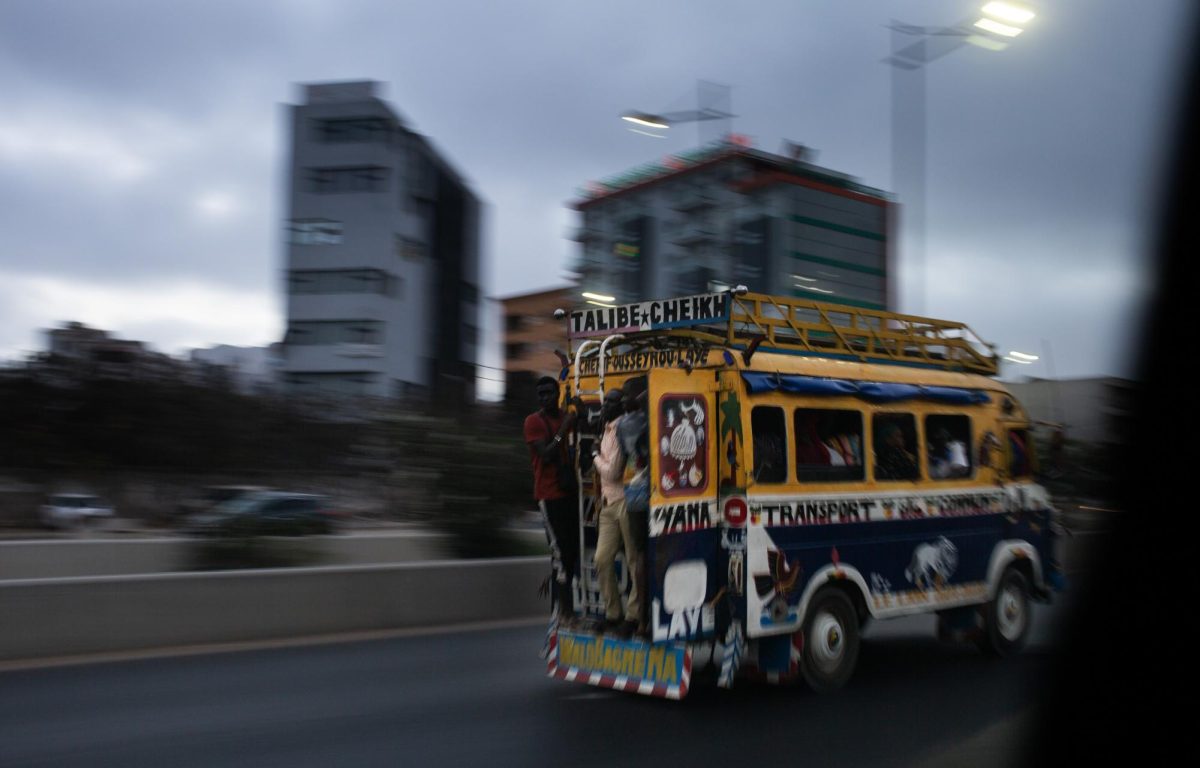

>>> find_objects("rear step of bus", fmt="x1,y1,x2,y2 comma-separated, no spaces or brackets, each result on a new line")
547,627,692,700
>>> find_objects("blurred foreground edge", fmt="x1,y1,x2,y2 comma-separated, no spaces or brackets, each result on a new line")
1023,9,1199,765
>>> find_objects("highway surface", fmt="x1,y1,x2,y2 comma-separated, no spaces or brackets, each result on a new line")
0,587,1083,768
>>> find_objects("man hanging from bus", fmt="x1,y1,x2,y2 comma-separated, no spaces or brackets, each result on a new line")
524,376,580,629
592,387,637,638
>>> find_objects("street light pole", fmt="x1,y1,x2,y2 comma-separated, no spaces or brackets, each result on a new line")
884,3,1036,316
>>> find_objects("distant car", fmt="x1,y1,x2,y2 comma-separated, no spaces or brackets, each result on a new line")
177,485,269,520
186,491,338,537
40,494,115,529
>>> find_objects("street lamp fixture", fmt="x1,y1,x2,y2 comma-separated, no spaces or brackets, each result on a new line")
621,113,670,130
974,17,1025,37
620,81,736,141
619,108,735,127
981,2,1036,24
1004,350,1039,364
581,291,615,303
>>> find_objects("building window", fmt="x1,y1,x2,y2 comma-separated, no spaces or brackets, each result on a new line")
505,315,525,333
795,408,864,483
308,166,389,194
288,220,343,245
287,270,397,296
505,342,529,358
396,236,426,260
285,320,383,346
872,413,919,481
751,406,787,484
313,117,392,144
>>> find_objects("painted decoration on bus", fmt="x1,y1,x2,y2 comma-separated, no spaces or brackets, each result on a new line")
568,292,730,339
548,630,691,700
740,485,1049,527
650,555,718,641
650,500,719,536
578,347,711,376
746,526,803,630
658,394,708,497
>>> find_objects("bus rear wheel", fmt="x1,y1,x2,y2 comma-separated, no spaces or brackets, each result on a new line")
978,567,1031,657
800,588,860,693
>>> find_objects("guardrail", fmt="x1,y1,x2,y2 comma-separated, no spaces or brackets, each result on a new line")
0,557,548,662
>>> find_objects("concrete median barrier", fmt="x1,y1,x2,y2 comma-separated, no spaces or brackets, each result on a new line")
0,557,549,662
0,531,456,580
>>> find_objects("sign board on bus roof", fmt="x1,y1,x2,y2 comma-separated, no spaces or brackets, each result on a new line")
568,292,730,339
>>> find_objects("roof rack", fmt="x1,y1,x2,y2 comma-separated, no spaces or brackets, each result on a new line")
724,292,998,376
565,291,998,376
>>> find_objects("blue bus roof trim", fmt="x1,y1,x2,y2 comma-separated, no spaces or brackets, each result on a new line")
741,372,991,404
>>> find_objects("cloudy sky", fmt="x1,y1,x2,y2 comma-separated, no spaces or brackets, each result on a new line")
0,0,1191,382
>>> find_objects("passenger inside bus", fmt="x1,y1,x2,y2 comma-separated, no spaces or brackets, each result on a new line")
818,411,863,469
793,410,829,465
752,406,789,483
873,417,919,480
927,424,970,479
794,409,864,482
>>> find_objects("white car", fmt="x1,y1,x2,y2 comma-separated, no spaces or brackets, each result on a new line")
40,494,115,529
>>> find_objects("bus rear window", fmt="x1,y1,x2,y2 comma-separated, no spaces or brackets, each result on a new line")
795,408,864,483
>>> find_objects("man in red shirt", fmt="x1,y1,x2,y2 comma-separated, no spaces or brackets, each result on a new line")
524,376,580,627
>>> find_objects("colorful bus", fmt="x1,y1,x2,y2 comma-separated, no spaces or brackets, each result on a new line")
545,289,1064,699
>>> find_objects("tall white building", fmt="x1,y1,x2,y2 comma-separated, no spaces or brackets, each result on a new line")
282,81,481,404
571,138,894,310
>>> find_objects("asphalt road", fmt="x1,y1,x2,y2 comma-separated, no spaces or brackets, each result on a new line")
0,591,1078,768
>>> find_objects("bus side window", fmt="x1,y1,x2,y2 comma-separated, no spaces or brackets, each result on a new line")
795,408,864,483
751,406,787,484
873,413,919,481
925,414,973,479
1008,428,1033,479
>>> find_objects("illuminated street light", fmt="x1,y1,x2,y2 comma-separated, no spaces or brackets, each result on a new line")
974,17,1024,37
981,2,1036,24
581,291,616,302
620,112,670,130
620,80,736,143
1008,350,1039,361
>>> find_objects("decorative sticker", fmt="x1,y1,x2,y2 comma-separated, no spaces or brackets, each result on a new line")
658,394,708,496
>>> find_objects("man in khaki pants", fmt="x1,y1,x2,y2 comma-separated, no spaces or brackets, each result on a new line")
592,388,638,638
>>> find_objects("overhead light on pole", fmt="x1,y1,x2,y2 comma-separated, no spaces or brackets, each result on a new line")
581,291,616,303
981,2,1036,25
974,17,1025,37
974,2,1035,39
620,112,670,130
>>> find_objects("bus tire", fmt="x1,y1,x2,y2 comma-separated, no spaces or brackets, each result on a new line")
978,567,1031,657
800,588,860,693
